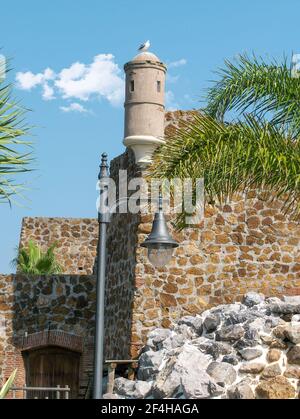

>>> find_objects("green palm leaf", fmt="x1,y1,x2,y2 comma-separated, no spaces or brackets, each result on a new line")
0,369,17,399
206,53,300,137
148,113,300,229
12,240,62,275
0,63,33,204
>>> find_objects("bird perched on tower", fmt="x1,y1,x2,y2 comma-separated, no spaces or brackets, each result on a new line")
138,40,151,52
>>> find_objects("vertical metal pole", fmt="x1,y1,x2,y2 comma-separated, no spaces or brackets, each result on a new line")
93,221,107,399
93,153,110,400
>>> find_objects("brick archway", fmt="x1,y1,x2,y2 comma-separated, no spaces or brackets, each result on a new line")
18,330,84,353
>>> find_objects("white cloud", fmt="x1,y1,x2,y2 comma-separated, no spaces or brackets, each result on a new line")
16,68,55,90
16,54,125,110
60,102,89,113
42,83,55,101
16,71,43,89
55,54,124,106
168,58,187,69
166,90,179,111
16,55,186,113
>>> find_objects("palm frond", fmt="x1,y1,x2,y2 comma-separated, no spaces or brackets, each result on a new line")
0,65,33,204
148,113,300,229
0,369,17,399
206,53,300,137
13,240,62,275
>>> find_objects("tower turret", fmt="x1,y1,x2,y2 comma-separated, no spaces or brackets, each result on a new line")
123,51,167,166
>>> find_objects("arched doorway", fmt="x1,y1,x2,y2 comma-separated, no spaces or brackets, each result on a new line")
23,346,80,399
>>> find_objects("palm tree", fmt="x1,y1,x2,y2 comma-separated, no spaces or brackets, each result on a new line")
148,54,300,228
12,240,62,275
0,60,32,204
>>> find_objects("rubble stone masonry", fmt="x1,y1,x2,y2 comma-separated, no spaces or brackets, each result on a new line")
19,217,99,275
0,274,96,398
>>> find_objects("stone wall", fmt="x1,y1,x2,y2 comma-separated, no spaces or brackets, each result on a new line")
104,149,141,360
19,217,98,275
131,192,300,356
103,111,300,359
1,110,300,394
0,273,96,398
106,111,300,358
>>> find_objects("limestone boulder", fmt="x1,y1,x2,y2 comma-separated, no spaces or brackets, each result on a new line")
269,303,300,315
177,316,203,335
222,354,240,366
216,324,245,342
162,333,186,351
227,382,255,399
137,349,165,381
196,339,232,360
146,328,172,350
287,344,300,365
115,293,300,400
153,344,215,399
284,323,300,344
283,296,300,305
243,292,265,307
238,348,263,361
255,376,295,399
239,363,265,374
284,365,300,379
206,362,237,387
114,378,152,399
261,363,282,379
203,314,221,333
267,349,282,363
173,323,196,341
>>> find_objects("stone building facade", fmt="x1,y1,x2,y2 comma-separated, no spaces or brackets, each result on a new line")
1,110,300,397
1,48,300,398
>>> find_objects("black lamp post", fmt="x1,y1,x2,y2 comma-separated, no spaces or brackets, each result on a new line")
93,153,179,399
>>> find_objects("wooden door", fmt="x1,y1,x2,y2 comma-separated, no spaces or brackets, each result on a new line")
24,347,80,399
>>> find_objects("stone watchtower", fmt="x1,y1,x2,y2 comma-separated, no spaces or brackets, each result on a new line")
123,51,167,166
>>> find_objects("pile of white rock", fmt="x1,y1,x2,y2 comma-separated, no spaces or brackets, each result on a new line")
108,293,300,399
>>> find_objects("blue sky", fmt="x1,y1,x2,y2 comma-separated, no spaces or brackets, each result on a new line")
0,0,299,273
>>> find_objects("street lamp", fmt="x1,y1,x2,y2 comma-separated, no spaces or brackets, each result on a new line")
93,153,179,399
141,193,179,267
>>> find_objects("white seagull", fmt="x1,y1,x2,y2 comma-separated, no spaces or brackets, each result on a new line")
138,40,151,52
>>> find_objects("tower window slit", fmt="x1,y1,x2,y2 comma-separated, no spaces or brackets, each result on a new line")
130,80,135,92
157,81,161,92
